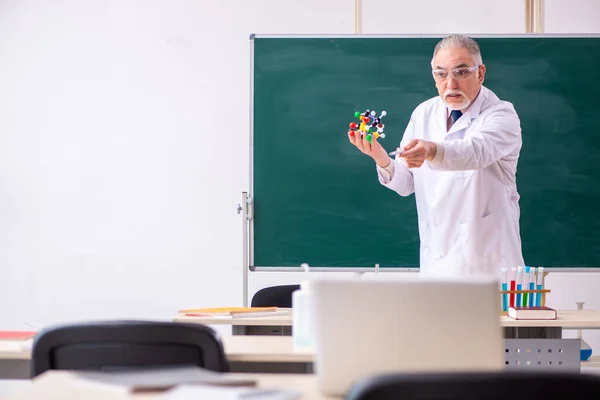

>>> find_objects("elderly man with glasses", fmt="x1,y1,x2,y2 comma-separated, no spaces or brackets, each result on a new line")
348,34,524,278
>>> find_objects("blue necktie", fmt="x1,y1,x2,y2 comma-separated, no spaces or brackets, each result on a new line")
451,110,463,125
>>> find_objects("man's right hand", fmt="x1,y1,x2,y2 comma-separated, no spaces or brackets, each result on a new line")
347,130,390,168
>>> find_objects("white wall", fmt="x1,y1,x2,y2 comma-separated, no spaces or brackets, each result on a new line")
0,0,353,332
0,0,599,350
362,0,525,34
545,0,600,33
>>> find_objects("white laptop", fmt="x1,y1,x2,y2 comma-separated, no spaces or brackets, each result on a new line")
310,276,504,396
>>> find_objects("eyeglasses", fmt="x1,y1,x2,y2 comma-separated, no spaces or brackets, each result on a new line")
432,64,480,82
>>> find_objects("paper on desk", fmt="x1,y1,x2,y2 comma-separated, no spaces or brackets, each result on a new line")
161,385,300,400
75,366,256,391
230,310,290,319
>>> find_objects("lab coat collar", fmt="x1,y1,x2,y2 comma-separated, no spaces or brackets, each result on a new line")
438,85,489,135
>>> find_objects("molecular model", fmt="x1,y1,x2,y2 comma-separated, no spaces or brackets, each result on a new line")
348,110,386,143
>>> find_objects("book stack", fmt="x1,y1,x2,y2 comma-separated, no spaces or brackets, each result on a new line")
178,307,290,319
507,306,557,320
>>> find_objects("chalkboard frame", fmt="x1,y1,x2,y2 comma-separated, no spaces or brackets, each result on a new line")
247,33,600,273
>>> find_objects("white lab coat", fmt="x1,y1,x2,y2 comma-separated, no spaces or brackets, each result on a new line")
377,85,524,278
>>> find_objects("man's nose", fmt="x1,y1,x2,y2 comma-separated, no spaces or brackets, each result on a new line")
446,75,458,89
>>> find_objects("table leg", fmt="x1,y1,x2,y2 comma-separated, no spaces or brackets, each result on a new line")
228,361,312,374
232,325,292,336
504,327,562,339
0,360,30,380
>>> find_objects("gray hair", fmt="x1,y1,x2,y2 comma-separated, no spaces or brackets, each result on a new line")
431,34,483,67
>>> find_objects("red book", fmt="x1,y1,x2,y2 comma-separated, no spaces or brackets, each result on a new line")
0,331,37,340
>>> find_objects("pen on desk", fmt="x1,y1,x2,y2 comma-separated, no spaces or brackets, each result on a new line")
528,267,536,306
523,266,530,307
501,267,508,312
536,267,544,306
516,266,523,307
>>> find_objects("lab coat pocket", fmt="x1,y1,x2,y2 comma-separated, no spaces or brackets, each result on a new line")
462,213,505,266
452,170,475,180
418,220,432,260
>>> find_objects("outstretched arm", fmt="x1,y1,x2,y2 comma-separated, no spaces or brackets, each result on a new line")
374,116,415,197
399,104,521,171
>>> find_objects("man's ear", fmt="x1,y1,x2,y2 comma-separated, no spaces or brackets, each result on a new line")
478,64,486,84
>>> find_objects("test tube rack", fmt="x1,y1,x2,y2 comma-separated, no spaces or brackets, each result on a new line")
499,288,551,315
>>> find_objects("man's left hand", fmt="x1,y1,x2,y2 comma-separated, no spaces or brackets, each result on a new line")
400,139,437,168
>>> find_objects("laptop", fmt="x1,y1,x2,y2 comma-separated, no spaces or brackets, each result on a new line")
310,276,504,396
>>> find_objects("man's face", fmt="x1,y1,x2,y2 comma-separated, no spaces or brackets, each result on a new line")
432,47,486,111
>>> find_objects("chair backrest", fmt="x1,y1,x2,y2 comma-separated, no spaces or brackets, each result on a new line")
346,371,600,400
30,320,228,378
251,284,300,308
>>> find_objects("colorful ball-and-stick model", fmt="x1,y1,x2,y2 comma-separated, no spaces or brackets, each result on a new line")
348,110,387,143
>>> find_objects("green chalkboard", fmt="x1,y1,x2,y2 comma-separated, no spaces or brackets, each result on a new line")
251,35,600,269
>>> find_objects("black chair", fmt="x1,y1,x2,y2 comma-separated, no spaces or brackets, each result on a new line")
346,371,600,400
30,320,228,378
251,284,300,308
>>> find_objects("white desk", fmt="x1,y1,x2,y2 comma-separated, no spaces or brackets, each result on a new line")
224,336,312,374
0,342,30,361
176,309,600,328
4,335,598,368
500,309,600,328
5,368,600,400
173,310,293,335
0,336,312,378
0,342,30,380
0,371,332,400
225,336,310,363
224,336,600,369
0,336,307,364
175,309,600,338
5,309,600,378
